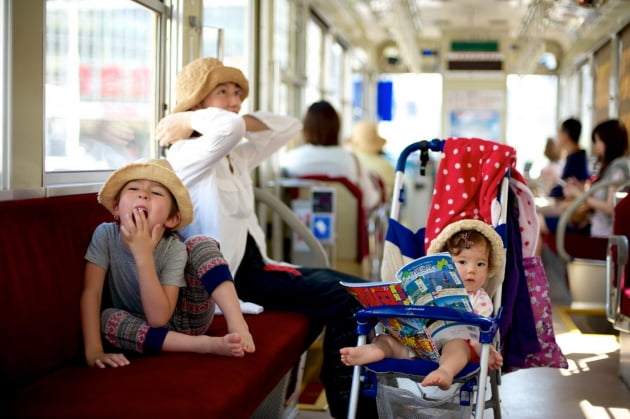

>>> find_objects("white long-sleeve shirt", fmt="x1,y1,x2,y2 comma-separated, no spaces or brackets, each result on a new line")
166,107,302,274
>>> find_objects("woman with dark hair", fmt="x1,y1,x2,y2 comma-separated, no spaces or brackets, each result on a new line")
280,100,380,210
564,119,630,237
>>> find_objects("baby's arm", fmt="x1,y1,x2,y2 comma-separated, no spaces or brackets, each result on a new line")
212,281,255,353
80,262,129,368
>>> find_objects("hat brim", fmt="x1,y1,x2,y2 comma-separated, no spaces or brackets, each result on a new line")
427,219,505,297
98,162,193,230
173,66,249,113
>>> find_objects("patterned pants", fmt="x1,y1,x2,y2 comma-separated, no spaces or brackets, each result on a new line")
101,235,227,353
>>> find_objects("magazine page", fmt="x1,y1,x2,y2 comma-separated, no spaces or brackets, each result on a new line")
340,281,440,361
395,252,473,311
339,280,408,308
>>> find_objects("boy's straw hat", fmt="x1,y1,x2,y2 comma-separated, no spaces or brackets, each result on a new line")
98,159,193,230
427,219,505,295
173,57,249,113
346,120,386,153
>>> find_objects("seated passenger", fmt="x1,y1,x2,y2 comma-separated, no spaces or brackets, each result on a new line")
155,57,377,418
345,120,395,199
538,118,590,235
563,119,629,238
340,221,504,390
80,159,254,369
280,101,381,211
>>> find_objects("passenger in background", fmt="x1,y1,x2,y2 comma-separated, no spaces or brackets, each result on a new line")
537,118,590,238
533,137,563,196
345,120,396,199
563,119,629,238
280,101,381,211
155,58,377,419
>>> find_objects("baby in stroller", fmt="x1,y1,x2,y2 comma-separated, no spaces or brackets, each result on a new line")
340,219,504,390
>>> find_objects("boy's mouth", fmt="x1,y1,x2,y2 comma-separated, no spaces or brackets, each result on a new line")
133,206,148,217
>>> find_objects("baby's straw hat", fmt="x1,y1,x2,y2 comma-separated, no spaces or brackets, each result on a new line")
346,120,386,153
427,219,505,296
98,159,194,230
172,57,249,113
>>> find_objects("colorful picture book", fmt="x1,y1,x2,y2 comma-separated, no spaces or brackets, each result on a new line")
341,252,480,362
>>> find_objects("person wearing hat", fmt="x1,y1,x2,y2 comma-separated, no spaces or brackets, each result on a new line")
340,219,504,390
81,158,254,370
156,58,377,418
345,120,395,199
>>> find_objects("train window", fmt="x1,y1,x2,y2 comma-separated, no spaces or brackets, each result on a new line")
0,0,6,190
506,74,558,173
202,0,251,81
44,0,160,174
304,17,324,105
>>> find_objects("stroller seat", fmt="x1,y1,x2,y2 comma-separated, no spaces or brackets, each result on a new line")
347,138,566,419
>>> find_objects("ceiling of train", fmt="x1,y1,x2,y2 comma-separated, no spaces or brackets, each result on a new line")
311,0,630,74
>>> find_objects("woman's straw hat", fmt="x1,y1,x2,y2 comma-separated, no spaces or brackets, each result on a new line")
98,159,193,230
427,219,505,296
173,57,249,113
347,120,386,153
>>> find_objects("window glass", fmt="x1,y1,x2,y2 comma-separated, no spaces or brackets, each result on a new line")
378,73,443,157
506,74,558,174
0,0,5,189
202,0,250,76
45,0,158,171
328,41,343,110
304,18,323,106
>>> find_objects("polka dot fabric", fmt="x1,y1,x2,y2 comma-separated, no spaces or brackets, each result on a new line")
424,138,526,252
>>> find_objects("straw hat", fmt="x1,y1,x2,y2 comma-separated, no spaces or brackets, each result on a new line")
347,120,386,153
98,159,193,230
172,57,249,113
427,219,505,295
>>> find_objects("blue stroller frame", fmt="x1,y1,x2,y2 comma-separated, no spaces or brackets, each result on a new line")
347,139,508,419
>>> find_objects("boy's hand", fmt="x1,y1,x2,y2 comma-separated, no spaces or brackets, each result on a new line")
120,208,164,257
87,352,130,368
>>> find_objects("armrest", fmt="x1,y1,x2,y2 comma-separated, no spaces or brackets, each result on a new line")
556,178,630,262
607,234,628,323
253,187,330,268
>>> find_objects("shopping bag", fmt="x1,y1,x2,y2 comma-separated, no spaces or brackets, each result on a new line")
521,256,568,369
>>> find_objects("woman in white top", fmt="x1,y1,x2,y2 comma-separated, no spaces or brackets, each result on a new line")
280,101,381,211
564,119,629,237
156,58,377,419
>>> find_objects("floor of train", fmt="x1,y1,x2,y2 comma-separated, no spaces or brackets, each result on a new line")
297,248,630,419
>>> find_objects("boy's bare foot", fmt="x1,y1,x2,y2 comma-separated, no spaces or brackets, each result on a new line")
421,368,454,390
229,323,255,354
340,345,386,366
207,333,244,357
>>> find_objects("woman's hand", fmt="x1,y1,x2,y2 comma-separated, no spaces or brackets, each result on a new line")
156,112,194,147
562,177,586,199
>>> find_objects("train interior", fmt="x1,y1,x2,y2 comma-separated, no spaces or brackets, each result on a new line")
1,0,630,418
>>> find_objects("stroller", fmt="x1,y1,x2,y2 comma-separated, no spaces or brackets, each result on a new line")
347,138,559,419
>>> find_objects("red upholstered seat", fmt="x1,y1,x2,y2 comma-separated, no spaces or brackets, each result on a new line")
0,194,312,417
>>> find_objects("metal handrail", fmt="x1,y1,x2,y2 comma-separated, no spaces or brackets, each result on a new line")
253,187,330,268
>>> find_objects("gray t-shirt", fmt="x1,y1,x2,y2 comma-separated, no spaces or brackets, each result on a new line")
85,222,187,314
590,157,630,237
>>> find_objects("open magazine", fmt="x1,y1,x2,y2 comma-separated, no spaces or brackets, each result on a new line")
341,252,480,362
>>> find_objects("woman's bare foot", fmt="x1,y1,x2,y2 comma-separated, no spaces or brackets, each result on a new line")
340,344,386,366
206,332,244,357
421,368,454,390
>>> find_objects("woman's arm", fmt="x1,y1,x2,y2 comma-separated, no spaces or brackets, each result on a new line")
162,108,246,184
236,112,302,170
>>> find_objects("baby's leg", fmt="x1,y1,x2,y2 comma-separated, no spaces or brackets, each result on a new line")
163,331,245,357
421,339,471,390
340,335,407,366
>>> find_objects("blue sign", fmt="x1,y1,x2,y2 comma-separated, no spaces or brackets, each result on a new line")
312,214,333,242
